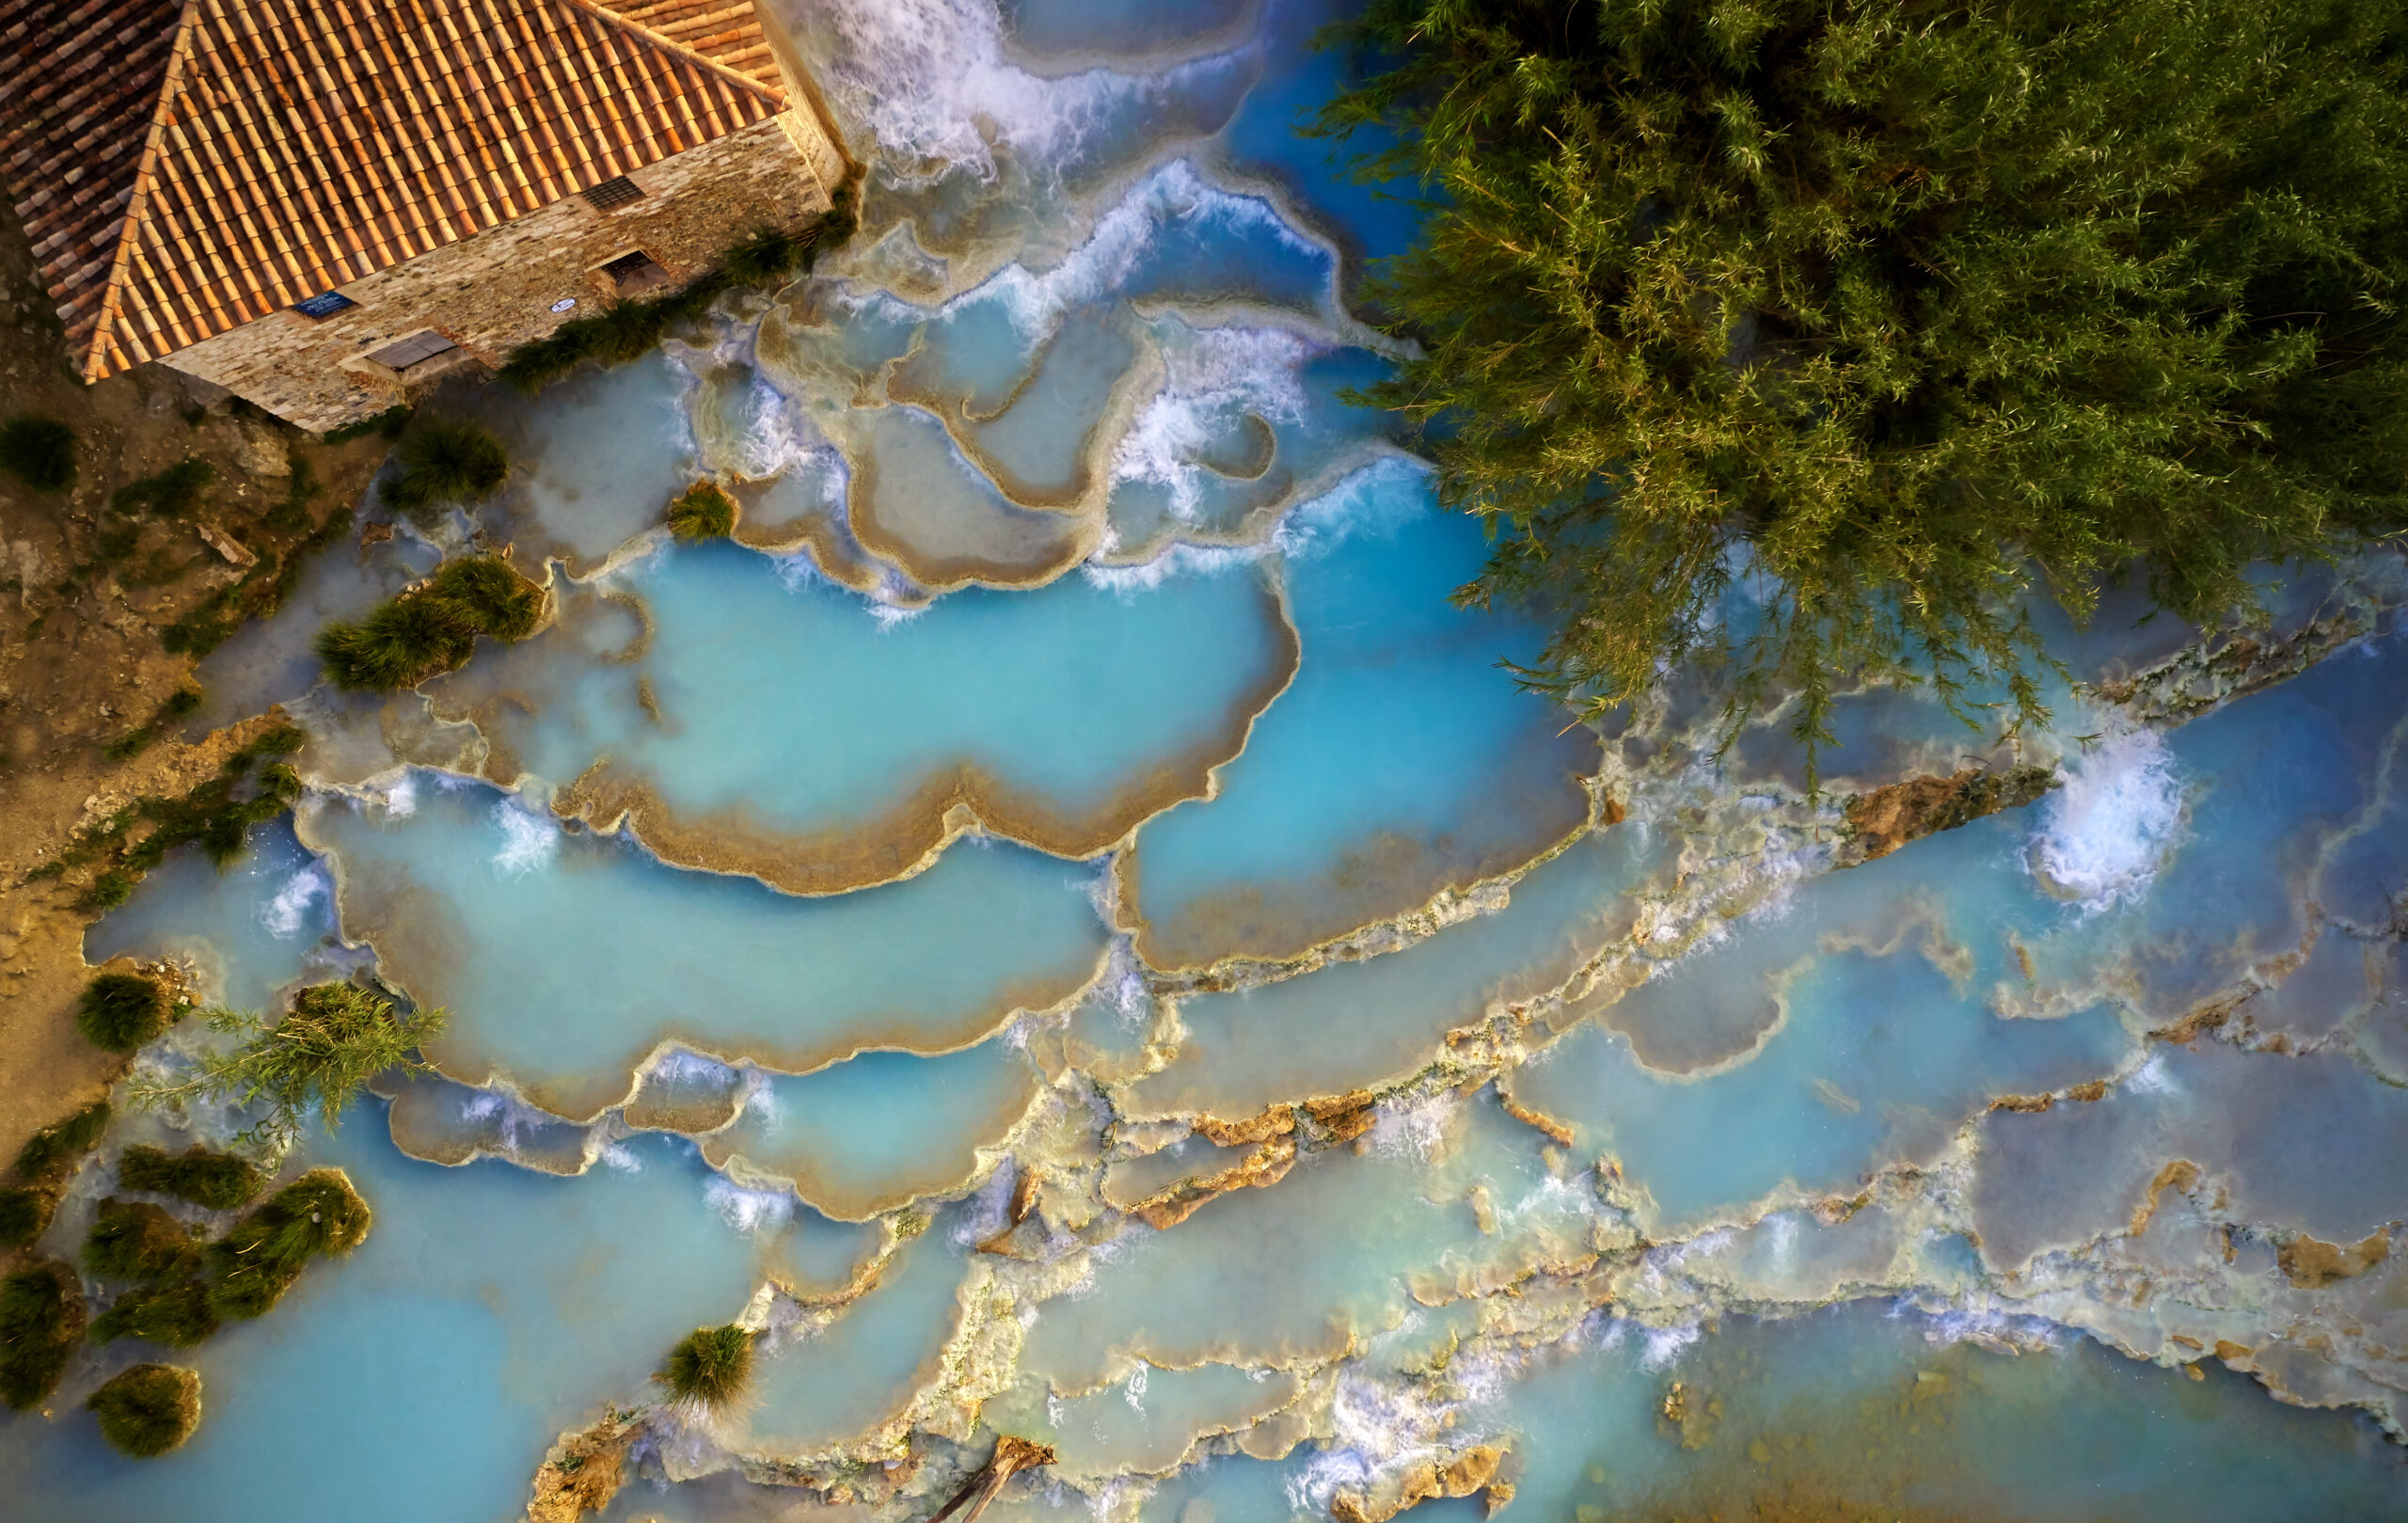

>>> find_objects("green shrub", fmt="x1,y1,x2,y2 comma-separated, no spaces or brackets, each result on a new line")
84,1199,204,1284
323,405,413,446
722,226,814,288
14,1101,111,1189
313,554,545,690
102,726,158,763
0,416,77,492
666,481,737,542
0,1186,57,1249
0,1261,86,1410
87,1363,201,1458
657,1324,753,1409
90,1280,217,1349
161,688,203,722
119,1144,264,1211
76,972,174,1053
383,421,508,518
205,1168,372,1320
82,867,137,912
110,460,214,518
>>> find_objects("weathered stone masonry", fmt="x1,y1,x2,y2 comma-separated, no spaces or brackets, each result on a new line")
167,112,843,434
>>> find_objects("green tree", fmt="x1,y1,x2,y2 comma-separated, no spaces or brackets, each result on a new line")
131,983,444,1151
1313,0,2408,774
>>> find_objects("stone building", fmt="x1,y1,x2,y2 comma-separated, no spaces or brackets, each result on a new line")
0,0,848,432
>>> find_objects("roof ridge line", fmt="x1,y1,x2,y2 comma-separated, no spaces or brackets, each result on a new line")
552,0,787,111
82,0,203,383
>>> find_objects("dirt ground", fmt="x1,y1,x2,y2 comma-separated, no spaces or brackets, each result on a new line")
0,194,398,1166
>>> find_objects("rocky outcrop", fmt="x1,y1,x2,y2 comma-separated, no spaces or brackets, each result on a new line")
1838,765,2057,865
1330,1444,1511,1522
525,1415,637,1523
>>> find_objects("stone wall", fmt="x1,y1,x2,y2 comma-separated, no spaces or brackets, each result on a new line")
165,111,840,434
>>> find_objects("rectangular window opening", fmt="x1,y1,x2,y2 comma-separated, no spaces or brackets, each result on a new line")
293,291,357,320
582,176,644,212
599,249,671,294
365,330,459,372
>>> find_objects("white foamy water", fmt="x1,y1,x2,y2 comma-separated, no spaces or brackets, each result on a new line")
259,865,328,940
705,1176,796,1235
1112,323,1318,516
785,0,1244,180
488,801,561,877
2029,722,2185,911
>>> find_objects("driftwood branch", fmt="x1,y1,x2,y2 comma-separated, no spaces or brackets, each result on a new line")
924,1436,1055,1523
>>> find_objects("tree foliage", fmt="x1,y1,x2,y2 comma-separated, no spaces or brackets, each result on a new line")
1312,0,2408,769
131,983,445,1151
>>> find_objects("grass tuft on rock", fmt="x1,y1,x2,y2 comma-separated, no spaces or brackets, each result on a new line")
85,1199,205,1285
13,1100,111,1189
0,1185,58,1249
314,554,546,691
657,1324,753,1410
76,971,175,1053
383,420,508,519
205,1168,372,1321
0,416,77,492
666,481,737,542
119,1143,264,1212
87,1363,201,1458
110,460,215,518
0,1260,87,1410
91,1279,219,1349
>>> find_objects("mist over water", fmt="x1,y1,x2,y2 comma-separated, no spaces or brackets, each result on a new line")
9,2,2408,1520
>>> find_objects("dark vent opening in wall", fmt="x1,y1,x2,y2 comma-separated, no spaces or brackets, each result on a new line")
600,250,672,293
582,176,644,212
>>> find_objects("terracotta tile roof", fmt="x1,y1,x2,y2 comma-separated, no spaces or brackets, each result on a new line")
0,0,790,381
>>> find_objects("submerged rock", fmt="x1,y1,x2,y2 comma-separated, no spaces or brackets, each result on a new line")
1839,765,2058,865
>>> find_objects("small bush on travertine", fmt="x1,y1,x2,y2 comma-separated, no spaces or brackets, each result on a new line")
666,481,737,542
657,1324,753,1410
0,1186,57,1249
76,971,174,1053
0,416,76,492
313,555,545,691
85,1199,204,1284
0,1260,86,1410
87,1363,201,1458
119,1143,264,1211
205,1168,372,1321
90,1280,218,1349
383,420,508,518
13,1100,111,1189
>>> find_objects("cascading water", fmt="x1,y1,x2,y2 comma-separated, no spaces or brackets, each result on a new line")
7,1,2408,1519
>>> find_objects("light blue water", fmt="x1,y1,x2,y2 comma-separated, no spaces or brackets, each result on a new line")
427,535,1294,890
297,774,1109,1119
1123,460,1598,967
0,1124,822,1523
